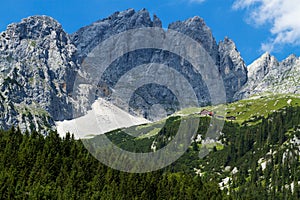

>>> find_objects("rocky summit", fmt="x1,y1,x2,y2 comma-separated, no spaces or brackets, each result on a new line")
0,8,298,134
71,9,247,119
0,16,77,133
235,52,300,100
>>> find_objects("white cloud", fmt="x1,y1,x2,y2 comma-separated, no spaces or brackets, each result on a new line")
233,0,300,52
189,0,206,4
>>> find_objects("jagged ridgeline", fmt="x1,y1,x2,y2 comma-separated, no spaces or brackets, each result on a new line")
0,8,248,133
0,7,300,200
1,8,300,133
235,52,300,100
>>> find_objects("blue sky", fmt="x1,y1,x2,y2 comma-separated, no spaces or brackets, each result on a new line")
1,0,299,65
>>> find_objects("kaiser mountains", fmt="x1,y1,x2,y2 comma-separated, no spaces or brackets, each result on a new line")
0,8,299,134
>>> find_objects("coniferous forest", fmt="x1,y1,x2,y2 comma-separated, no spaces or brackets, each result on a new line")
0,106,300,199
0,128,225,199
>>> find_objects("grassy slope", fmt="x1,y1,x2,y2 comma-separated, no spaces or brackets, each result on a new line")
177,93,300,125
98,94,300,198
103,93,300,149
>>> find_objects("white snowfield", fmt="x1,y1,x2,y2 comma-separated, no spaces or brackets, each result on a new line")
56,98,150,139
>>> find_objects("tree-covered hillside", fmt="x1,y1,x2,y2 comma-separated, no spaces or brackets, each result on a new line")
99,105,300,199
0,103,300,199
0,127,226,200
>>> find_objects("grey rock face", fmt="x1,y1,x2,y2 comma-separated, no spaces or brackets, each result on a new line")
218,37,247,101
71,8,162,62
169,19,247,102
71,9,247,118
234,52,300,99
168,17,248,101
168,16,219,62
0,16,77,132
0,9,250,132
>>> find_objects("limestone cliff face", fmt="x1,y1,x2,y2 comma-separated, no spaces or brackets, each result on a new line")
0,9,251,132
71,9,247,118
71,8,162,62
234,53,300,100
218,37,247,102
0,16,77,132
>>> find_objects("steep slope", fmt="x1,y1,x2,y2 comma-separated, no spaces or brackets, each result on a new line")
167,16,219,63
71,9,247,120
169,21,247,102
235,52,300,99
71,8,162,62
3,9,300,134
218,37,248,101
56,98,150,139
0,16,77,132
109,93,300,145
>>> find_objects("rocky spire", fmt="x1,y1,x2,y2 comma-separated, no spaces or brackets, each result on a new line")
218,37,248,101
168,16,219,62
281,54,299,67
153,14,162,28
247,52,279,80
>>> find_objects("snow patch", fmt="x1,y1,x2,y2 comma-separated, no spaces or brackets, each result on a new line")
56,98,150,139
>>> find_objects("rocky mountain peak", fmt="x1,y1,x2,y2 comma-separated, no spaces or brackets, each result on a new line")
168,16,218,62
186,16,206,26
219,37,235,47
104,8,136,20
71,8,162,61
5,16,64,41
1,15,70,60
218,37,247,101
247,52,279,79
281,54,299,67
153,14,162,28
105,8,155,27
72,10,249,114
218,37,242,65
234,50,300,100
71,11,249,119
0,15,77,133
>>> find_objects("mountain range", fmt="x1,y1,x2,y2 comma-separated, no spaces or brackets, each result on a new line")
0,8,299,134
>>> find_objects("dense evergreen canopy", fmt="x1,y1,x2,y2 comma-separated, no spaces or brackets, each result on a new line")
0,106,299,199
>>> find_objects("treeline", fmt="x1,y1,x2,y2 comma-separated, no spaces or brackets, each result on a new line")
0,127,226,199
